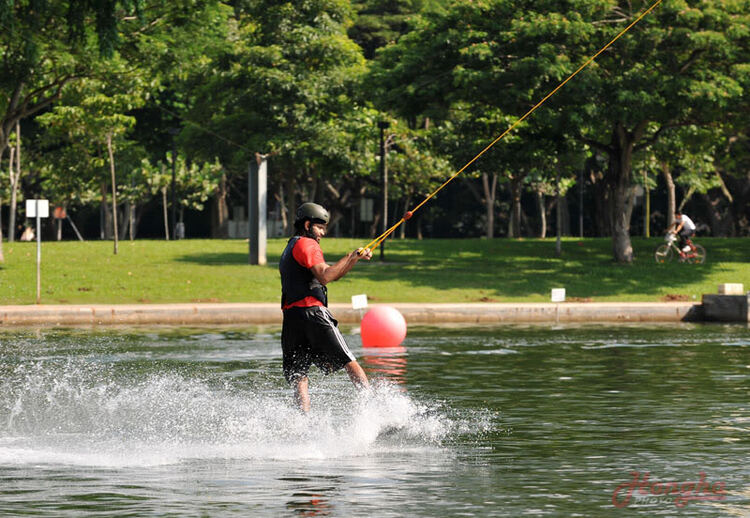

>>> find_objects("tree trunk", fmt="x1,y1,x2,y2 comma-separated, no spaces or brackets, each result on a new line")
134,207,144,239
6,146,14,240
721,171,746,236
369,212,381,238
609,122,640,263
624,186,636,233
100,182,112,239
161,186,170,240
277,180,288,234
699,192,732,237
211,172,228,238
324,180,353,239
679,186,695,211
661,161,675,231
106,133,119,255
643,170,650,238
481,172,497,239
560,193,571,236
591,171,610,236
536,191,546,238
611,186,633,262
128,201,135,240
399,197,411,239
508,175,524,238
118,203,129,241
286,174,296,236
587,152,610,237
8,122,21,243
0,198,4,263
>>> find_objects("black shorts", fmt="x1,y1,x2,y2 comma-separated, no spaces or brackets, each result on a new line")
281,306,356,384
679,228,695,238
678,228,695,246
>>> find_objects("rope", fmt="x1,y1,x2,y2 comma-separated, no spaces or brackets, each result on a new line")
362,0,664,254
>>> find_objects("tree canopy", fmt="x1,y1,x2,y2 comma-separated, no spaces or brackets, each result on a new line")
1,0,748,262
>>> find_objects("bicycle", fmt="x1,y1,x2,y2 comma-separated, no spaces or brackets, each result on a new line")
654,233,706,264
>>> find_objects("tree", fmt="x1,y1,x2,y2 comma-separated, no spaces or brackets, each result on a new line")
172,156,224,231
349,0,445,59
37,70,145,252
381,122,452,237
429,106,523,239
0,0,141,164
556,0,748,260
714,119,750,236
132,155,223,239
370,0,750,261
182,0,368,229
370,1,584,240
2,0,227,242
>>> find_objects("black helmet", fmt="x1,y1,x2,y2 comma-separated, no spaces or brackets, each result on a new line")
295,202,330,224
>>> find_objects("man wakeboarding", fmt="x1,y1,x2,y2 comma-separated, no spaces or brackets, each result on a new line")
279,202,372,412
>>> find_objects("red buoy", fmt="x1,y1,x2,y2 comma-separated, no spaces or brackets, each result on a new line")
361,306,407,347
403,211,413,220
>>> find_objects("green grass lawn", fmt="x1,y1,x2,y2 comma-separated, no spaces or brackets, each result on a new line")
0,237,747,305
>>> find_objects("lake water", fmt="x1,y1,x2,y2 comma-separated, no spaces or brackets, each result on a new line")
0,324,748,516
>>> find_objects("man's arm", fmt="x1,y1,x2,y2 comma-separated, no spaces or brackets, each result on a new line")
311,248,372,285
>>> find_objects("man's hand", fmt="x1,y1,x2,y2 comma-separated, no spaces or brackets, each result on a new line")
312,248,373,286
354,248,372,261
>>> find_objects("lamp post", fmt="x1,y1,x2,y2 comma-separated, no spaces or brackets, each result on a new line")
378,120,390,261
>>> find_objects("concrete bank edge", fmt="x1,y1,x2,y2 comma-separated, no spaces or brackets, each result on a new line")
0,302,703,326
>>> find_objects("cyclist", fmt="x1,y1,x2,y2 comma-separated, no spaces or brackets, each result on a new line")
669,211,696,253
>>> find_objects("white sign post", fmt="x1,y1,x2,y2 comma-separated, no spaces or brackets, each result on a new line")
551,288,566,303
351,294,369,311
26,199,49,304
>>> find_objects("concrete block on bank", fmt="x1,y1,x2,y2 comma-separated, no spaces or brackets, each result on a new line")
0,301,708,326
701,294,750,323
717,283,745,295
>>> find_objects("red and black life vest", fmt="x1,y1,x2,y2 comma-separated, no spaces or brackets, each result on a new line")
279,236,328,308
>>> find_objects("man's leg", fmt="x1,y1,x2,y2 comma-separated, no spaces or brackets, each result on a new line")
312,308,369,390
688,231,696,251
293,375,311,413
283,308,313,412
344,360,370,389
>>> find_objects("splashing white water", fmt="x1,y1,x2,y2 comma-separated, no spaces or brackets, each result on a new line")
0,360,466,468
